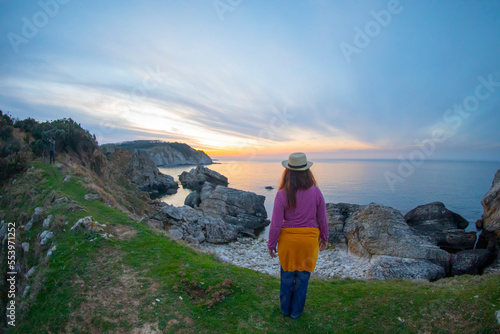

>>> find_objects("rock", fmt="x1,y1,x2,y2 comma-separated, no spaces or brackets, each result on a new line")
147,219,164,230
169,229,183,240
26,266,36,279
40,231,54,245
22,285,30,298
451,249,490,275
67,201,84,211
42,215,53,229
184,191,201,208
201,216,239,244
366,256,446,281
63,175,71,182
177,205,203,222
25,207,44,232
345,204,450,268
326,203,364,244
21,242,29,253
128,149,179,197
46,245,56,257
184,235,200,244
265,186,274,190
71,216,92,230
179,166,228,191
404,202,475,250
161,204,183,220
84,193,100,200
71,216,104,232
54,197,69,205
405,202,469,231
194,231,206,243
483,256,500,274
199,183,269,230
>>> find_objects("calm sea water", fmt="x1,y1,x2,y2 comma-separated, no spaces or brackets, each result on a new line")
159,160,500,235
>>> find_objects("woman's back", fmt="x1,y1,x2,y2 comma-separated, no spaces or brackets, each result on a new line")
275,185,324,228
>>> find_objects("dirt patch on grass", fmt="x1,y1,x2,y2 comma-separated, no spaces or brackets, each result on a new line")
110,224,138,240
64,248,159,333
173,278,234,309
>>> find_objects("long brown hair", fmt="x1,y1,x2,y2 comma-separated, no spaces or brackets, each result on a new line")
278,168,317,210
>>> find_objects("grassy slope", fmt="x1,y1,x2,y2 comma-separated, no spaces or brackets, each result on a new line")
3,163,500,334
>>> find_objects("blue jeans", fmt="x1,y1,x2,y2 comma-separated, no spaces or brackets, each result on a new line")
280,267,311,318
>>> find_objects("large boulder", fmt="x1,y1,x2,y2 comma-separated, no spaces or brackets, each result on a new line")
404,202,469,230
451,249,490,276
179,166,228,191
404,202,475,251
128,149,178,198
345,204,451,271
199,182,269,230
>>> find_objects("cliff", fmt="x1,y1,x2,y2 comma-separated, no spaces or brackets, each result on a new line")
101,140,212,167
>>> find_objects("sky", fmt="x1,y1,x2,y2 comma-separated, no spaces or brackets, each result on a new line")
1,0,499,161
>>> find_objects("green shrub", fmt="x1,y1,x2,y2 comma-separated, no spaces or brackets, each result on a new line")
0,125,13,140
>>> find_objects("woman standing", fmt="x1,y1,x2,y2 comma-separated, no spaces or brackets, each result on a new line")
268,152,329,319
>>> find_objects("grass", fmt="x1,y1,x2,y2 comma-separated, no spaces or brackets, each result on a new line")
2,162,500,333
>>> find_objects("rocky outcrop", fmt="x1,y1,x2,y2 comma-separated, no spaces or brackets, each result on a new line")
102,140,212,167
345,204,451,276
179,166,228,191
156,181,270,244
325,202,492,279
404,202,476,251
127,150,178,198
147,144,212,166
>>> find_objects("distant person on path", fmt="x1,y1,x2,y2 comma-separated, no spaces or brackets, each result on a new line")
49,137,56,164
268,152,329,319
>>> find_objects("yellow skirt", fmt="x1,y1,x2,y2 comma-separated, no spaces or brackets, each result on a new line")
278,227,320,273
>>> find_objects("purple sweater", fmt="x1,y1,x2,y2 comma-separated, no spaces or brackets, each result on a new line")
267,185,329,250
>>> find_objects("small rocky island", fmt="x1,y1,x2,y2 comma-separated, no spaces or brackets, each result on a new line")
151,166,500,281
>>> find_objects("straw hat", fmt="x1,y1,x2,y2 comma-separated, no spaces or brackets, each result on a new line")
281,152,313,171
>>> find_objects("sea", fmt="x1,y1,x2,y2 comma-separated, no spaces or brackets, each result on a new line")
159,159,500,237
